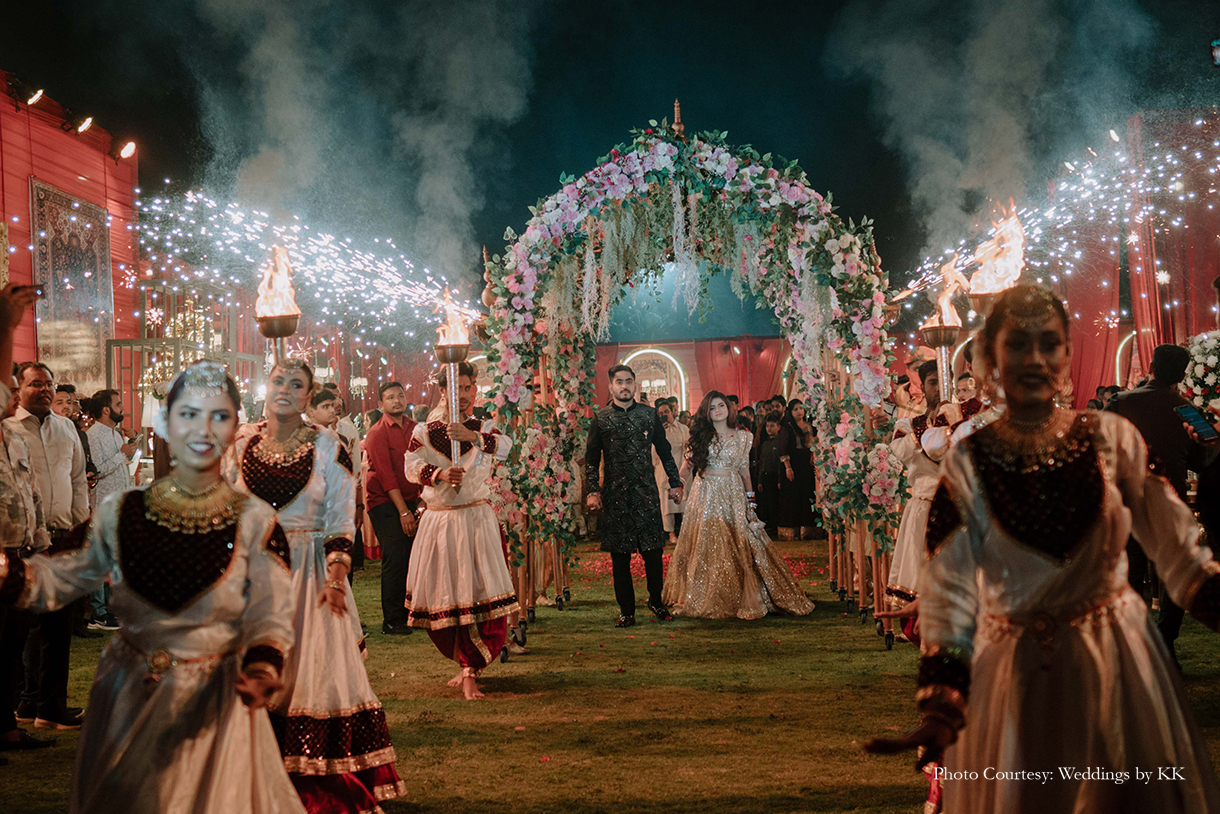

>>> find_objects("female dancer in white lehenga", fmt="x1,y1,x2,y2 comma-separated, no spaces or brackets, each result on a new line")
867,286,1220,814
663,392,813,619
0,361,305,814
228,359,404,812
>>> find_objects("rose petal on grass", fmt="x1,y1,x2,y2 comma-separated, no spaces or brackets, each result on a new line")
515,726,526,731
614,668,625,673
668,633,676,638
651,641,658,645
541,756,551,763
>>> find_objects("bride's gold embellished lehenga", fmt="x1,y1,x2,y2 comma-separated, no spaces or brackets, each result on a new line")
0,479,304,814
662,430,814,619
917,410,1220,813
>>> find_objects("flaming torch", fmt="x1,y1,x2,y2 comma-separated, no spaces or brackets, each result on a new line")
435,288,471,485
256,246,302,364
920,256,965,404
969,204,1025,318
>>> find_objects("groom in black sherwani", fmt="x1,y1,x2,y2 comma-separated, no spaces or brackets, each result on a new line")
585,365,683,627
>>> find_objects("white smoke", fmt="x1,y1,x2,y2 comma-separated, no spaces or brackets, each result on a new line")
828,0,1153,260
181,0,535,285
392,0,533,279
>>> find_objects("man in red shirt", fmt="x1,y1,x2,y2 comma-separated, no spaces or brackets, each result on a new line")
364,381,422,635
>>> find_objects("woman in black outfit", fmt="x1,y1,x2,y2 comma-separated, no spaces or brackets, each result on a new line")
776,399,817,536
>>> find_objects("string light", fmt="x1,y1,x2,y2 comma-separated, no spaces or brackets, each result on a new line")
900,115,1220,327
134,190,480,351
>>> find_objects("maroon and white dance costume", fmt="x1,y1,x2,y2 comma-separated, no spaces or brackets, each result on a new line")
0,480,304,814
403,418,518,674
919,411,1220,813
229,422,405,812
887,399,983,610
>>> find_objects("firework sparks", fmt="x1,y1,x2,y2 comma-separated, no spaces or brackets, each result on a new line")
133,191,481,350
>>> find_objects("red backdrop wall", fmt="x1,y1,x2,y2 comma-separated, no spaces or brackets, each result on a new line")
1126,109,1220,366
0,70,139,368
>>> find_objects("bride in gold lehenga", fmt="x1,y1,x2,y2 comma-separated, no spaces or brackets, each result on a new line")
662,391,814,620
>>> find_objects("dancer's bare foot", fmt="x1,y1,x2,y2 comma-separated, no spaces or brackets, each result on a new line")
461,675,484,700
447,671,464,688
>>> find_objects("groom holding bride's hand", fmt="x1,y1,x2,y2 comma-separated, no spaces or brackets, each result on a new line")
585,365,682,628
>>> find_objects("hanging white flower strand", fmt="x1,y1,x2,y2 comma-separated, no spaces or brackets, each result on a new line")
579,220,599,335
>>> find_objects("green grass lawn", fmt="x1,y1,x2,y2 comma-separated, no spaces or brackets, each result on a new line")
9,537,1220,813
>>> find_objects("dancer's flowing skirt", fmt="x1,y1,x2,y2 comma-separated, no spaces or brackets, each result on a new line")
70,637,304,814
886,495,931,609
406,502,519,667
942,591,1220,813
271,530,405,812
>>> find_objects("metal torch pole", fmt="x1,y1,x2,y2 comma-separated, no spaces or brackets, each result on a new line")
936,343,953,404
447,361,462,492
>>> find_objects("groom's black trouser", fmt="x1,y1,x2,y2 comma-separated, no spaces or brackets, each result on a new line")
611,548,665,615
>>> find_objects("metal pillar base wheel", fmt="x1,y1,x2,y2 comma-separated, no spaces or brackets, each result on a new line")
500,646,510,663
838,587,847,602
875,619,885,636
846,598,856,612
527,607,536,624
563,588,572,602
829,579,838,593
514,623,527,647
885,631,894,650
555,596,565,611
859,607,871,624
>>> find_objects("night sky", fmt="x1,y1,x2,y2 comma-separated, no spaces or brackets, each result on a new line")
4,0,1219,303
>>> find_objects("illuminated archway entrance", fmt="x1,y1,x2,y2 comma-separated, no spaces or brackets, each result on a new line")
620,347,689,411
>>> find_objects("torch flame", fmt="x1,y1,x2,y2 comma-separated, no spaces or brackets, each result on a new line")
435,288,470,346
255,246,302,318
920,255,964,329
970,203,1025,294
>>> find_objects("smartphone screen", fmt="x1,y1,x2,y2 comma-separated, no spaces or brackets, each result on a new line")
1175,404,1220,442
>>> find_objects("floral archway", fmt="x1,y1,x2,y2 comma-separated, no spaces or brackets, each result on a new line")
483,115,901,561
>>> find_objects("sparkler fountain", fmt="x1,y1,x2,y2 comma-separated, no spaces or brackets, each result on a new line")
255,246,302,364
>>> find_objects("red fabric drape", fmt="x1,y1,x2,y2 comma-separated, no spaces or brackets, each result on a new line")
741,337,787,403
692,337,786,406
1126,110,1220,367
594,344,621,408
693,340,743,403
1048,178,1122,407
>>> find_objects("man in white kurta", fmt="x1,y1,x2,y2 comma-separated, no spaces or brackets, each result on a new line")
653,401,689,538
403,364,517,698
